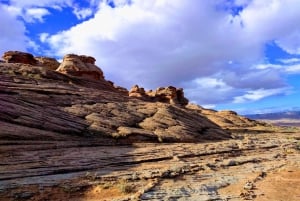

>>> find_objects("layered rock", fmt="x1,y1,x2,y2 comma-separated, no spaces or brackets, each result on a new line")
0,57,231,143
129,85,189,106
35,56,60,70
186,104,265,129
2,51,37,65
56,54,104,80
0,51,271,143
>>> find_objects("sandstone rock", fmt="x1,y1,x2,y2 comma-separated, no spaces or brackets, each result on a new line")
0,61,231,143
186,104,265,129
129,85,146,98
56,54,104,80
2,51,37,65
35,56,60,70
129,85,189,106
0,52,298,201
149,86,189,105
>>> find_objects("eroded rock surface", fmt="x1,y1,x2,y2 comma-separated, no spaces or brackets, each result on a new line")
0,57,231,143
2,51,37,65
186,104,267,130
1,51,295,201
0,131,299,201
129,85,189,106
56,54,104,80
35,56,60,70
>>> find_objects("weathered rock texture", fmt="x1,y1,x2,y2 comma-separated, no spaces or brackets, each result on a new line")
186,104,267,129
129,85,189,106
1,51,298,201
56,54,104,80
35,56,60,70
0,51,272,144
0,58,232,143
2,51,37,65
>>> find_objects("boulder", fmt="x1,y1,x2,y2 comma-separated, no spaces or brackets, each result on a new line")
56,54,104,80
2,51,37,65
35,56,60,70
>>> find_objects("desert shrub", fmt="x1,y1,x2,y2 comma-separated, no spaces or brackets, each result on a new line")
118,179,135,194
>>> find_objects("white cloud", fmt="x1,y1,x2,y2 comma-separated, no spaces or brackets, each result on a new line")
201,104,216,109
184,77,237,104
39,33,49,43
23,7,50,22
222,69,286,89
1,0,300,108
285,64,300,73
276,31,300,55
254,64,282,70
253,59,300,74
233,88,289,103
278,58,300,64
239,0,300,55
37,0,300,106
8,0,74,8
73,7,93,20
0,4,28,53
42,1,262,86
234,0,251,7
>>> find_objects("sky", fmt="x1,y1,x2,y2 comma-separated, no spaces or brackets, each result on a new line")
1,0,300,114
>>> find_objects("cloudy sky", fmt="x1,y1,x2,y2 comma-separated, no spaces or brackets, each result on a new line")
1,0,300,114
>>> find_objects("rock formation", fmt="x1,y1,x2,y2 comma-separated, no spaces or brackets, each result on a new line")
1,51,294,201
56,54,104,80
0,51,272,144
186,104,266,129
35,56,60,70
129,85,189,106
0,51,234,143
2,51,37,65
129,85,147,98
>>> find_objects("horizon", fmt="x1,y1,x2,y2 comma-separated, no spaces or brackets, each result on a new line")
1,0,300,115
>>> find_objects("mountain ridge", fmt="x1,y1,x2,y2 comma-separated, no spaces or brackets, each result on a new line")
245,110,300,120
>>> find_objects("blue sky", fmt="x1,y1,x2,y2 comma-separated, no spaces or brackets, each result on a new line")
1,0,300,114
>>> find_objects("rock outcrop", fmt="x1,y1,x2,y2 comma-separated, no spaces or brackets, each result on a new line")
56,54,104,80
2,51,37,65
0,54,232,143
0,51,271,144
186,104,266,129
35,56,60,70
129,85,147,98
129,85,189,106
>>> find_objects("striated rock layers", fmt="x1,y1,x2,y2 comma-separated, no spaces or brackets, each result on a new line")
0,50,267,143
186,104,267,129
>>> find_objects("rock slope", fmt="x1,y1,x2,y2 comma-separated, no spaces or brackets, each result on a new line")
0,51,245,143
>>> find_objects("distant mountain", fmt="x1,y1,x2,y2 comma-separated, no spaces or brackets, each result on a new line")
245,111,300,120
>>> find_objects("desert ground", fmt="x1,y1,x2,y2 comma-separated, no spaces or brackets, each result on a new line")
1,129,299,201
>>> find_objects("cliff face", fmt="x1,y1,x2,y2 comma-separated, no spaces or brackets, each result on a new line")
0,51,267,143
